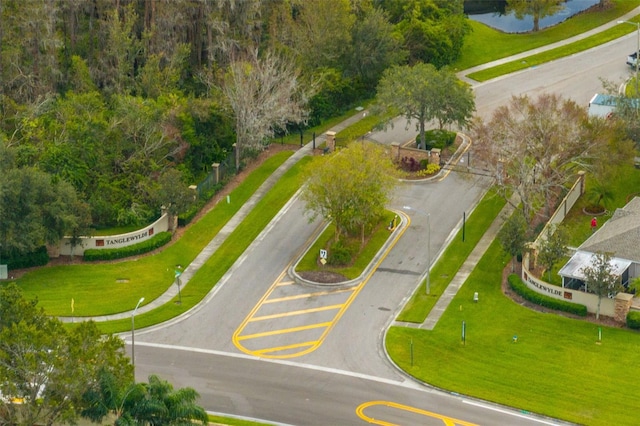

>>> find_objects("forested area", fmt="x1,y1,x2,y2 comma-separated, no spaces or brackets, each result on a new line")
0,0,470,261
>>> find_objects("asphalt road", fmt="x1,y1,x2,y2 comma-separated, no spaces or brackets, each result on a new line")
132,34,635,425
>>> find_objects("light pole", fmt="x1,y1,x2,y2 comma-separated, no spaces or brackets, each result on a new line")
131,297,145,377
619,20,640,98
403,206,431,295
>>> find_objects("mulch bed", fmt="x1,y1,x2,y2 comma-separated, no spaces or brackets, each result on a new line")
298,270,349,284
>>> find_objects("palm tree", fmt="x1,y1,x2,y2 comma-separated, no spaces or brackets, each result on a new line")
82,371,208,425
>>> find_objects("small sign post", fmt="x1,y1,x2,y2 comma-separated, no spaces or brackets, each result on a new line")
174,269,183,304
319,249,328,266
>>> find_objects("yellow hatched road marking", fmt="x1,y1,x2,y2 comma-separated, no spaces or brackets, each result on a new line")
263,288,353,303
236,321,332,340
232,211,409,358
252,340,316,355
356,401,478,426
275,280,295,286
249,304,343,322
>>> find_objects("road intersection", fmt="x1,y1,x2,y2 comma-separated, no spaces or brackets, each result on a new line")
129,18,640,425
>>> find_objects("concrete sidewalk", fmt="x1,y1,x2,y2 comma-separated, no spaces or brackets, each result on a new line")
59,110,370,323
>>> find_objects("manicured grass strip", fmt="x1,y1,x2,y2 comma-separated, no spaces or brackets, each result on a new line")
467,19,640,82
295,211,397,280
12,152,293,317
395,188,506,323
208,415,272,426
454,0,640,71
386,238,640,426
96,157,312,334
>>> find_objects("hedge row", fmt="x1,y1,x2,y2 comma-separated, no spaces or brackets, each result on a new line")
508,274,587,317
84,232,172,261
627,310,640,329
3,246,49,270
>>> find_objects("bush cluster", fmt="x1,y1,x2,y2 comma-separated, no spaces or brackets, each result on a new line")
421,129,456,151
327,238,358,266
508,274,587,316
400,156,423,172
84,232,172,261
627,310,640,329
3,246,49,270
415,163,441,177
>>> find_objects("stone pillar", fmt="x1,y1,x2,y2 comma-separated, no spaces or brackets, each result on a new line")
391,142,400,162
578,170,586,195
189,185,198,201
212,163,220,185
430,148,441,165
614,293,633,323
325,131,336,152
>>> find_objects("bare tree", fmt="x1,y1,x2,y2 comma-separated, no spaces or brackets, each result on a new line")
219,49,314,169
472,93,614,223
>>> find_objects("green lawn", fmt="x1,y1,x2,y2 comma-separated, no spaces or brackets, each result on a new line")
10,152,299,319
453,0,640,72
386,238,640,426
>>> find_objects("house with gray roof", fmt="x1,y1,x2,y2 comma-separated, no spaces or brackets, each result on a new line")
558,197,640,292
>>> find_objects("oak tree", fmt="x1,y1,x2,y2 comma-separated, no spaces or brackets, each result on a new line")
375,63,474,149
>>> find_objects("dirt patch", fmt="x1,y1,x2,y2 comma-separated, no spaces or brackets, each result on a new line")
298,270,349,284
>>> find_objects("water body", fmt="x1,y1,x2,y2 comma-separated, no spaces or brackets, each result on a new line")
465,0,601,33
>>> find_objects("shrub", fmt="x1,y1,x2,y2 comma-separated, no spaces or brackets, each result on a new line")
84,232,172,261
178,201,204,227
627,310,640,329
420,129,456,150
4,246,49,270
328,239,354,266
508,274,587,316
400,156,422,172
415,163,441,178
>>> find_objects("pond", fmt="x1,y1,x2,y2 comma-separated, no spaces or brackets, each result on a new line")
464,0,601,33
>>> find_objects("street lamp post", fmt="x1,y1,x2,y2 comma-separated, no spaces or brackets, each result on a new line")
403,206,431,295
619,20,640,98
131,297,145,377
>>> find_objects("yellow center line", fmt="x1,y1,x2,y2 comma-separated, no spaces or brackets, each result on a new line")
263,288,353,303
249,304,343,321
236,321,332,340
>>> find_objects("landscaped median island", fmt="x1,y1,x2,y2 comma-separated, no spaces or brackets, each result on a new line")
293,210,400,284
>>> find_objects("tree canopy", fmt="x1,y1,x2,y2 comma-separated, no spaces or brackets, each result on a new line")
301,142,398,244
375,63,475,149
0,284,208,425
0,0,472,250
0,284,132,425
472,93,623,224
